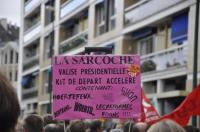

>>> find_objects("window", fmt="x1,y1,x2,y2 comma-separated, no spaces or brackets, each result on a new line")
171,12,188,44
138,36,154,55
60,0,68,5
15,71,18,81
33,103,38,110
164,76,186,92
5,54,7,64
44,32,54,60
108,0,116,30
45,0,55,26
143,81,157,94
10,50,13,63
60,20,79,42
96,3,105,36
25,44,37,58
41,103,51,115
9,72,12,80
124,0,140,8
42,70,50,95
27,104,31,110
23,42,39,71
79,17,88,32
161,97,184,115
24,7,41,32
95,0,116,36
72,22,79,36
16,53,18,63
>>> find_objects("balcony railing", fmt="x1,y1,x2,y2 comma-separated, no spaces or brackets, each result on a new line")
25,0,40,14
59,30,88,54
22,87,38,99
141,44,188,73
24,22,41,43
124,0,183,26
23,55,39,71
60,0,88,18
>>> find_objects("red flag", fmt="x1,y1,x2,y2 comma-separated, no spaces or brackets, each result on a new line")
159,84,200,127
140,89,160,124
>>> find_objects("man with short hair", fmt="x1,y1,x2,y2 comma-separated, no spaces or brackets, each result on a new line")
23,114,44,132
90,120,102,132
70,120,86,132
0,71,20,132
43,114,57,127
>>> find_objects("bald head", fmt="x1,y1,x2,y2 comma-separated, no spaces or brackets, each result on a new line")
134,122,149,132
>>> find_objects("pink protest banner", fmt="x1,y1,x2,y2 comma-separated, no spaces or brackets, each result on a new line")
52,55,141,120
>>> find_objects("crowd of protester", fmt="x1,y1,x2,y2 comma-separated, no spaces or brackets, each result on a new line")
1,71,200,132
14,115,200,132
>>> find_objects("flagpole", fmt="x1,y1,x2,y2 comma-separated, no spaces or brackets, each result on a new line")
192,0,199,126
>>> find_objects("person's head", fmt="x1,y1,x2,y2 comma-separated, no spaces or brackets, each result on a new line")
43,114,57,127
184,125,199,132
23,114,44,132
90,120,102,132
103,119,113,131
134,122,149,132
44,123,64,132
124,121,135,132
147,119,185,132
83,120,91,132
112,119,122,129
70,120,86,132
0,71,20,132
110,129,123,132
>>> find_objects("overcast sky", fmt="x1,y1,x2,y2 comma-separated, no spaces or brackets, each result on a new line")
0,0,21,26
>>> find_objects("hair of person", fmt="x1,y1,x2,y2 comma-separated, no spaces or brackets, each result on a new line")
184,125,200,132
147,119,186,132
90,120,102,132
69,120,86,132
44,123,64,132
23,114,44,132
103,119,113,131
0,71,20,132
124,121,139,132
43,114,57,127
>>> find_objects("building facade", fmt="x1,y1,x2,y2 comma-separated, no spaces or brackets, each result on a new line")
20,0,200,121
0,42,19,95
0,19,19,99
